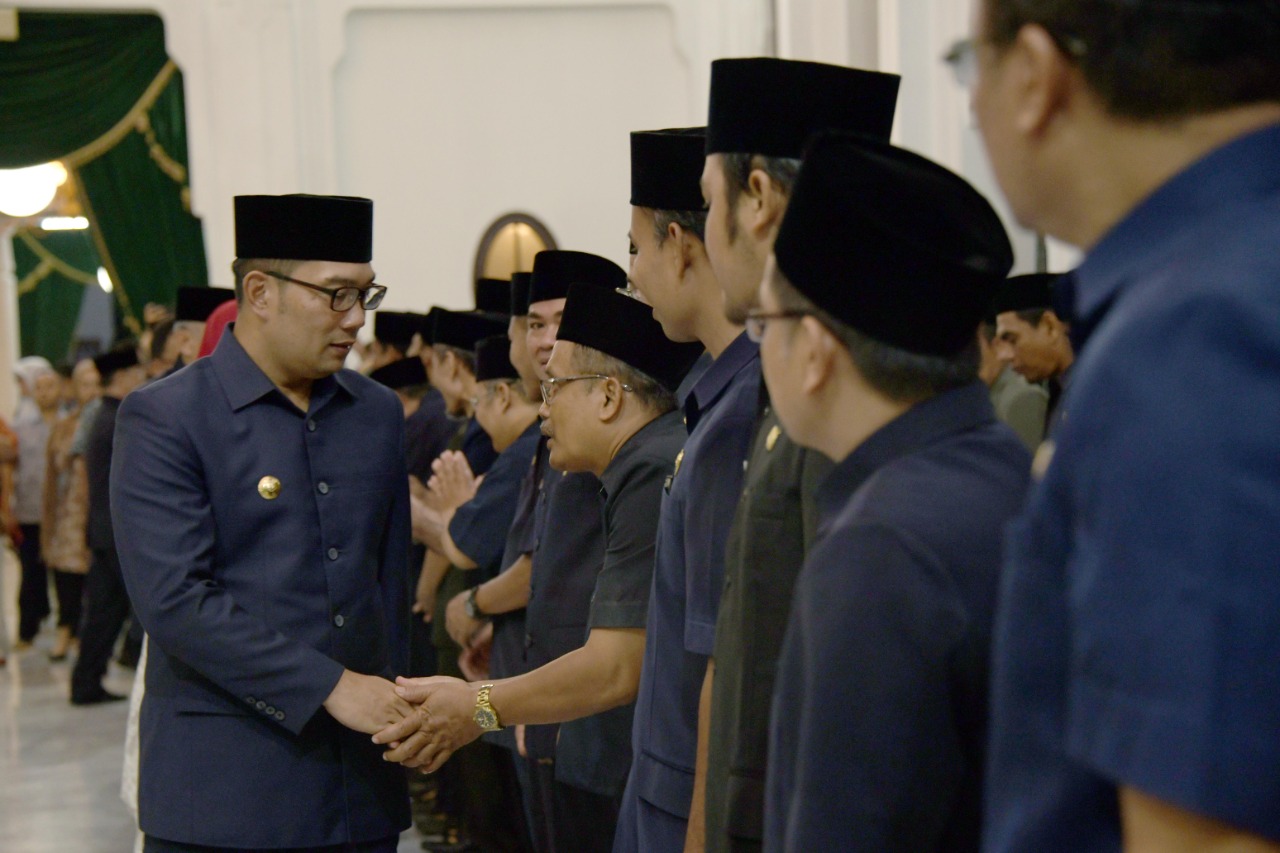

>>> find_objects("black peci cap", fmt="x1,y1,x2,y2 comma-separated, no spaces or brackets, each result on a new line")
373,311,422,351
556,283,703,394
986,273,1062,323
474,335,518,382
475,278,512,316
175,286,235,323
369,356,428,390
706,58,900,158
773,132,1013,357
510,272,533,317
93,345,140,381
432,309,509,352
528,250,627,306
234,194,373,262
630,127,708,212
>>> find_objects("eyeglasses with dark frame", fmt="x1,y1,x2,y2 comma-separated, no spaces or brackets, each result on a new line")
262,270,388,312
539,374,634,406
745,310,813,343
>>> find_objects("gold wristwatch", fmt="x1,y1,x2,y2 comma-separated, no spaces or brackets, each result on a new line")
473,684,503,732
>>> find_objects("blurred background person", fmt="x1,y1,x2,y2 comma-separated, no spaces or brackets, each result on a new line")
11,356,61,651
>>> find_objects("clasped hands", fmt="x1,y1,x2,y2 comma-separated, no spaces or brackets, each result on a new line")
371,676,484,773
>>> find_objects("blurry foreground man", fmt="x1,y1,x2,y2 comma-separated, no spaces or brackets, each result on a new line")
113,194,413,852
757,132,1029,851
966,0,1280,849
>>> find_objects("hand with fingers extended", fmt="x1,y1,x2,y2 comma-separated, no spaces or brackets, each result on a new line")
427,451,479,512
372,676,484,772
322,670,416,735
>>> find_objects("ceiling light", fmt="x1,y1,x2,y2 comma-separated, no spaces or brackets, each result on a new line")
0,162,67,218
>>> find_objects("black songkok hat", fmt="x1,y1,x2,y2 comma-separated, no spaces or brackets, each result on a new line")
630,128,707,211
433,309,508,352
475,278,512,315
986,273,1061,323
369,356,428,390
706,58,900,157
557,283,703,394
420,307,443,343
234,194,373,262
373,311,421,351
93,345,140,380
774,132,1013,357
529,250,626,306
474,335,518,382
175,286,235,323
510,272,533,316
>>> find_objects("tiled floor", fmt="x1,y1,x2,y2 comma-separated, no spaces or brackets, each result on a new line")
1,546,425,853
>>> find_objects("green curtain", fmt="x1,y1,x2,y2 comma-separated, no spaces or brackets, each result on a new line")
12,229,101,363
0,11,208,336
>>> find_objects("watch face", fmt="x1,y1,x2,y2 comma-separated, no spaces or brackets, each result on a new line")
474,708,498,730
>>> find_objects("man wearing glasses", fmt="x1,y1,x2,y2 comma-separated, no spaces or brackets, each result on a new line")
112,194,413,852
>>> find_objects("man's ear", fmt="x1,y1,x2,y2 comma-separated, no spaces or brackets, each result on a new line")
241,270,274,318
1040,310,1065,338
493,381,515,413
668,221,692,282
797,316,839,397
746,166,788,242
598,377,625,423
1008,23,1079,139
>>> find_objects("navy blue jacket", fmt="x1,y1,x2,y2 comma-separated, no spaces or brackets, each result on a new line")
111,329,411,848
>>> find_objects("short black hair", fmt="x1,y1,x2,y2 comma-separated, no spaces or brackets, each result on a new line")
230,258,301,303
432,344,476,374
772,275,978,404
983,0,1280,120
651,208,708,244
721,153,801,210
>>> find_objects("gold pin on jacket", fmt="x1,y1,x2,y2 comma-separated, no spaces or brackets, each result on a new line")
766,425,781,451
673,449,685,478
258,476,282,500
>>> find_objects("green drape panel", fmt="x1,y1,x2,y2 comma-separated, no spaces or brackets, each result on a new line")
0,13,167,168
77,68,210,330
13,229,100,363
0,11,209,334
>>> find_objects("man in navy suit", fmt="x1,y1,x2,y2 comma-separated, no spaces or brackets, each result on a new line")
112,194,413,852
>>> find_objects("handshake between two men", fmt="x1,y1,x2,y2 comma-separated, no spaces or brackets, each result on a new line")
323,668,492,774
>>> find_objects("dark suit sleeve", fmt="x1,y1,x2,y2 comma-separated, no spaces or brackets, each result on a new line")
111,391,345,735
773,521,967,851
380,408,412,677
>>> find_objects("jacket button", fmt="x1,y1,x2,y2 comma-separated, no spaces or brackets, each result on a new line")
265,705,276,716
245,696,256,705
275,711,286,721
327,547,339,560
334,614,345,628
256,700,266,710
307,419,317,432
317,481,329,495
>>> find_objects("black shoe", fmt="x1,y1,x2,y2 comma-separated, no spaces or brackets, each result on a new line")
71,690,127,706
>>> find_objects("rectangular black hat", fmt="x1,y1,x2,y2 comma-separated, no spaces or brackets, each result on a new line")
630,127,708,212
175,286,235,323
529,250,628,306
986,273,1062,323
510,272,532,316
475,278,513,315
556,283,704,394
706,58,900,158
369,356,428,390
373,311,422,351
432,309,509,352
773,132,1012,357
474,335,518,382
234,194,373,263
92,344,140,380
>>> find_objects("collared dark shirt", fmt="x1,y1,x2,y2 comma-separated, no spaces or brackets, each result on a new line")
449,419,542,581
986,124,1280,851
705,382,832,851
523,463,605,760
765,383,1029,852
556,409,687,799
404,388,457,483
619,334,759,837
85,395,121,551
110,327,411,848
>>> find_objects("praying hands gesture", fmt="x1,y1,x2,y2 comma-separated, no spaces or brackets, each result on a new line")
372,676,484,773
426,451,479,513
